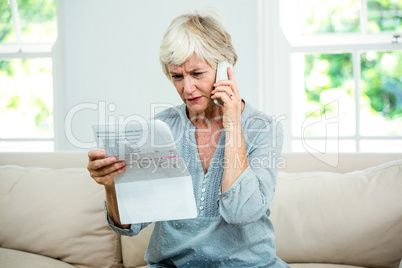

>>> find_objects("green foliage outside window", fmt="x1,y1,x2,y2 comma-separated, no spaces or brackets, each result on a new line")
0,1,15,42
0,0,56,43
0,0,56,137
301,0,402,34
367,0,402,32
361,51,402,119
300,0,360,34
0,58,53,137
304,52,401,121
303,0,402,124
304,53,354,119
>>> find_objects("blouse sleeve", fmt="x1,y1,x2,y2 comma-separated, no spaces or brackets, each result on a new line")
218,120,284,226
103,201,151,237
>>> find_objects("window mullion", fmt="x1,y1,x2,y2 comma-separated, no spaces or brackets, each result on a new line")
10,0,22,51
0,52,52,59
353,50,361,152
290,43,402,53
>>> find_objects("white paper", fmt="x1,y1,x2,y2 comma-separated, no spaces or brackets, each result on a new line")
92,120,197,224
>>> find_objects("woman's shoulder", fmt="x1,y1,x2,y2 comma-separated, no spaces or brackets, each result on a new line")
243,101,282,130
154,104,186,122
242,103,284,147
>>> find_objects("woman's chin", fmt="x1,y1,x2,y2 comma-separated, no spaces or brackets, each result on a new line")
186,98,214,112
186,103,204,113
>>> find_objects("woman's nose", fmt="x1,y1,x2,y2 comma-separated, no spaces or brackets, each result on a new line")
183,76,196,94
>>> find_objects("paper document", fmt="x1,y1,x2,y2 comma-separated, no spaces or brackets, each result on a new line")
92,120,197,224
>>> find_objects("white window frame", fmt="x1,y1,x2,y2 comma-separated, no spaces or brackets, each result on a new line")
259,0,402,153
0,0,58,151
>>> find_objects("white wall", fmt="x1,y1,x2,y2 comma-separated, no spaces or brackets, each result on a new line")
56,0,291,151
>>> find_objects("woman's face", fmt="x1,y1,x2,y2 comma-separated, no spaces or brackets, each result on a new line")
168,54,216,114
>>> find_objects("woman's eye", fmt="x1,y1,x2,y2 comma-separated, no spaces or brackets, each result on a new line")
193,72,203,77
172,75,182,80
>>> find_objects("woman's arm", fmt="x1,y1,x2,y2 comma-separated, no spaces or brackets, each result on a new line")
88,149,152,236
212,67,284,225
104,184,131,229
212,67,249,192
219,120,284,225
221,123,249,193
87,149,130,229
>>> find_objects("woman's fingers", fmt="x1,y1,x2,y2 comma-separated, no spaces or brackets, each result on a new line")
213,70,239,100
214,67,238,91
213,80,236,91
212,84,239,103
87,149,126,186
212,85,235,96
90,161,125,177
213,67,242,128
88,149,106,161
211,90,233,104
93,165,127,186
227,67,237,87
89,156,117,170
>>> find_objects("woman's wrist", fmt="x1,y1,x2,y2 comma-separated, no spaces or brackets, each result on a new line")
104,182,115,192
224,125,243,147
223,122,241,130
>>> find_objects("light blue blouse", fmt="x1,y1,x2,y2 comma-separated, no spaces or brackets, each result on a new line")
105,101,289,268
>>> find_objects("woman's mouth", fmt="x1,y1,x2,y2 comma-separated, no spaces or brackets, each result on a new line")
188,96,202,103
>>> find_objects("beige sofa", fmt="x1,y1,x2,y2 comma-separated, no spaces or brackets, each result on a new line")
0,152,401,268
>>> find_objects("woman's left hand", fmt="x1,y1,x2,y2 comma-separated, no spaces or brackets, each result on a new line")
211,67,243,129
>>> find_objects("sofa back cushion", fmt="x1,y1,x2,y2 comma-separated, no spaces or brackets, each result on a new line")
120,223,154,267
0,166,122,268
270,159,402,268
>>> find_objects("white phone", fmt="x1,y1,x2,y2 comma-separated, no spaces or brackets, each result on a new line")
214,61,233,107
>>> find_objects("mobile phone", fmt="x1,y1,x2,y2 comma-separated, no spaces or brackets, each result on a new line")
214,61,233,107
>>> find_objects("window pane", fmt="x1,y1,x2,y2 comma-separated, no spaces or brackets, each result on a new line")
17,0,57,43
367,0,402,33
301,53,355,137
360,139,402,152
300,0,360,34
0,1,16,43
0,58,53,138
0,141,53,152
360,51,402,136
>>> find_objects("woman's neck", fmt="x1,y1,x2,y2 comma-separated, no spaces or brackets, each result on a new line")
186,102,224,129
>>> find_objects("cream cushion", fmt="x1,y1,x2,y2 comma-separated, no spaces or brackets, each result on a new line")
0,166,122,268
290,264,365,268
121,223,154,267
0,247,76,268
271,159,402,268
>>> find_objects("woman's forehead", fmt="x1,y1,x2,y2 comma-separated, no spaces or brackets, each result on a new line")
168,56,211,73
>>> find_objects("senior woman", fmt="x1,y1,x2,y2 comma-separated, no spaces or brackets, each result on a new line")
87,10,289,268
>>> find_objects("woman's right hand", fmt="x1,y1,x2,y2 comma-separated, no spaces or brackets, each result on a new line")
87,149,126,187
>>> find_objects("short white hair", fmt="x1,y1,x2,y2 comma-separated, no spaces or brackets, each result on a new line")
159,9,238,80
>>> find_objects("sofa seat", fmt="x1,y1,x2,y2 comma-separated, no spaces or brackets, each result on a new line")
0,247,76,268
290,264,365,268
